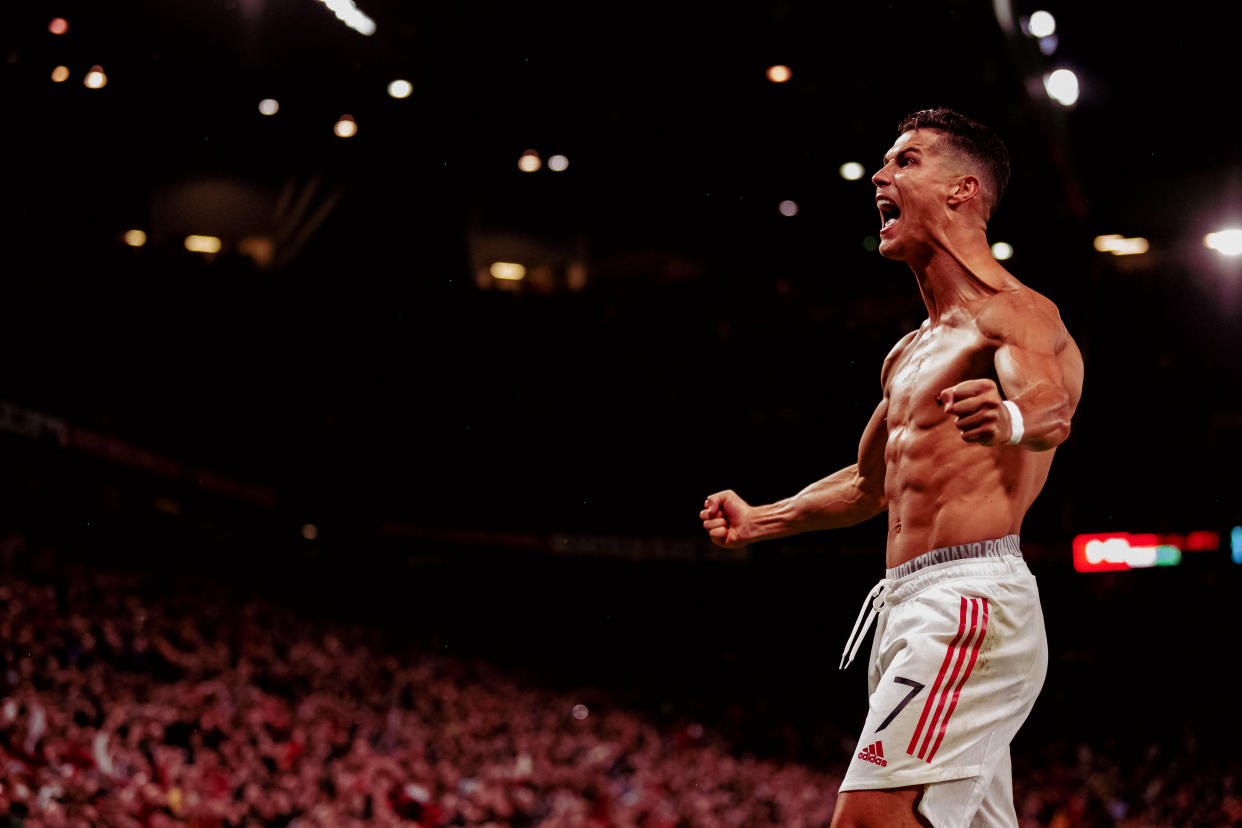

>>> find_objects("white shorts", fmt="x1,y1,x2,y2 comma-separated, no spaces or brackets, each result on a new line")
838,535,1048,828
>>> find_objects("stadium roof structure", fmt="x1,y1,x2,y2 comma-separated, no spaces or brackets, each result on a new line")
2,0,1240,540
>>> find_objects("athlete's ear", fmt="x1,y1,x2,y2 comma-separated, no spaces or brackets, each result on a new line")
947,174,982,209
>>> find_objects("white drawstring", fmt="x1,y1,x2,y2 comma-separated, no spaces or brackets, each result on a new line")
840,578,892,670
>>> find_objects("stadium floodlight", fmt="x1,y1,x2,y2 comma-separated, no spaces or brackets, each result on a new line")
991,241,1014,260
51,66,70,83
547,154,569,172
258,98,279,116
779,200,799,217
766,65,791,83
334,114,357,138
490,262,526,281
84,65,107,89
314,0,376,35
184,235,222,254
518,150,541,173
839,162,865,181
387,79,412,99
1044,68,1079,107
1204,228,1242,257
1027,10,1056,38
1093,235,1150,256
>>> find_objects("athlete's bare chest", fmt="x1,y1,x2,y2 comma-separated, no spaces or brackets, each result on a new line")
887,324,995,425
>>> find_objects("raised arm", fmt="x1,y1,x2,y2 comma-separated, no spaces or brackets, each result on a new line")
700,395,890,548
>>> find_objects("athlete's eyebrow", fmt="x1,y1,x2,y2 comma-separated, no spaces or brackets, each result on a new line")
883,146,922,165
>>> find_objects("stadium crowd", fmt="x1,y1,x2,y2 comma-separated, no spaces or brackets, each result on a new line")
0,533,1238,828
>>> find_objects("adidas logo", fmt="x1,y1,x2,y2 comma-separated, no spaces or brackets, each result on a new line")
857,741,888,767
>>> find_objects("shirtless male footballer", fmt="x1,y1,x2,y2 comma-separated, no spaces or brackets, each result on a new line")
699,108,1084,828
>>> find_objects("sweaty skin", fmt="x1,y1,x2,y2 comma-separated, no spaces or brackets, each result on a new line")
700,128,1084,570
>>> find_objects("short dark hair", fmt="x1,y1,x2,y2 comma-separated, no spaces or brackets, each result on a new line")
897,108,1010,218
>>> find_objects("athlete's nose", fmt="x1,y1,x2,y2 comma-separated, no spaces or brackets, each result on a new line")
872,164,891,187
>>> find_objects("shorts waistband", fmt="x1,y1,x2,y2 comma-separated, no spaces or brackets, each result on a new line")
841,534,1025,671
886,534,1023,580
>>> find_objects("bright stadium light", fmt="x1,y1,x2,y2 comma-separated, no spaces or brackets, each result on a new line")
51,65,70,83
839,162,865,181
1044,68,1079,107
387,79,412,99
778,200,799,217
1093,235,1150,256
123,229,147,247
766,65,792,83
518,150,541,173
258,98,279,115
547,154,569,172
991,241,1014,260
84,65,107,89
1028,10,1056,38
490,262,526,281
334,114,357,137
1204,228,1242,257
184,235,222,254
49,18,69,35
314,0,376,36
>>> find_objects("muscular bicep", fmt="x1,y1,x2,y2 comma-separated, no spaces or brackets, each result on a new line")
994,320,1082,405
994,340,1063,400
992,315,1084,449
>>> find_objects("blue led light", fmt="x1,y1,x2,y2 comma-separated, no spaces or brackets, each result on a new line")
1232,526,1242,564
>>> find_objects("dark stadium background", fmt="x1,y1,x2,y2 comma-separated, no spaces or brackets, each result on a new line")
1,0,1241,818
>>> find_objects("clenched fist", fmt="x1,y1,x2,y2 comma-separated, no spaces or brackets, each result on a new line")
699,489,755,549
938,379,1018,447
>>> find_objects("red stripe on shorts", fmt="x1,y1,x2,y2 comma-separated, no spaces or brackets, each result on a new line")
918,598,981,759
926,598,989,761
906,596,967,757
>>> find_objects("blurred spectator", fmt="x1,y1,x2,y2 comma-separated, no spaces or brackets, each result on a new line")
0,543,842,827
0,534,1238,827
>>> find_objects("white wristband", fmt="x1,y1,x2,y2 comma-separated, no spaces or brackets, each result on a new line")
1003,400,1024,446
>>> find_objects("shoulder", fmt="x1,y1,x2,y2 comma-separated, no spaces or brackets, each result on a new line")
880,324,924,391
976,285,1070,353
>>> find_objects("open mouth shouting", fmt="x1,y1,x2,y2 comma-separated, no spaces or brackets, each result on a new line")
877,197,901,233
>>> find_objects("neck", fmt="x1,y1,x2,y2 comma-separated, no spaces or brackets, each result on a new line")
905,225,1010,325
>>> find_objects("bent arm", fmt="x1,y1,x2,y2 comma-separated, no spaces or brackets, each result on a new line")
743,398,889,543
994,322,1084,452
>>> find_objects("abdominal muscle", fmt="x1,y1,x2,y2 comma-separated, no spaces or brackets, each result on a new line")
882,421,1049,569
